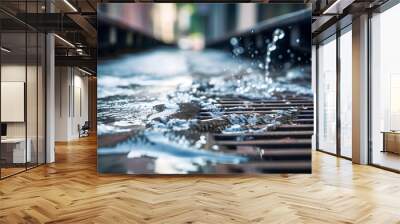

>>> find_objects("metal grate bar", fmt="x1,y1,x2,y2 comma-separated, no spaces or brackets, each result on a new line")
197,97,314,173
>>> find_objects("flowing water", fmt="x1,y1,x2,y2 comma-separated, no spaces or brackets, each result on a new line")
264,29,285,83
98,39,311,174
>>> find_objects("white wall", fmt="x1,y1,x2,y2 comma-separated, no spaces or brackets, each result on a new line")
55,67,69,141
55,67,89,141
72,72,89,138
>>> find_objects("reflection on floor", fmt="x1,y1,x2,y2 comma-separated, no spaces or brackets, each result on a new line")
373,150,400,171
0,135,400,223
0,162,43,179
0,167,25,178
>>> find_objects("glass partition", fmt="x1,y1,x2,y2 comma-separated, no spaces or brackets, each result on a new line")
1,31,28,177
317,36,337,154
38,32,45,165
0,1,46,179
27,30,38,169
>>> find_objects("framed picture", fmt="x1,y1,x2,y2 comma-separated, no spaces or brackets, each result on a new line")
97,3,312,174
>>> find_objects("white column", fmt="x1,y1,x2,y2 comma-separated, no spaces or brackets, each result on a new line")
237,3,257,31
46,32,55,163
352,14,369,164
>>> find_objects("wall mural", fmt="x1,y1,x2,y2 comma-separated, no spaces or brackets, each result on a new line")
97,3,313,174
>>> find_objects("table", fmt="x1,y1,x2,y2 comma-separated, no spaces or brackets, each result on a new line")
1,138,31,163
382,131,400,155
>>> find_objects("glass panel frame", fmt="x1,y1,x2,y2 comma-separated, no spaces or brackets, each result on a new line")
0,0,47,179
27,30,39,169
315,24,354,161
0,30,28,178
370,3,400,172
317,35,337,155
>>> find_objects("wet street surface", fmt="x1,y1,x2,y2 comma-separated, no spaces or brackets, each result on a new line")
97,47,313,174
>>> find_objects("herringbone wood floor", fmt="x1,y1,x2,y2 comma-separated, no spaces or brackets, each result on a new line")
1,135,400,224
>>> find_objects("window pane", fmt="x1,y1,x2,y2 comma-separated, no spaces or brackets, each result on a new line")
27,31,38,168
318,37,337,154
340,29,352,158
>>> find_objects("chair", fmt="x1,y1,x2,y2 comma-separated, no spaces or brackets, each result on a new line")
79,121,90,138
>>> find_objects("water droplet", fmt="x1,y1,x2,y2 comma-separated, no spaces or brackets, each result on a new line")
230,37,239,46
268,44,276,51
233,47,244,56
273,28,285,40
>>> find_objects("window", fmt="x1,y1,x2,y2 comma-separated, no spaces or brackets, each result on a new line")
370,3,400,171
317,36,337,154
339,28,352,158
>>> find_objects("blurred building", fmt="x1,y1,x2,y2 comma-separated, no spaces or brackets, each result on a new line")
99,3,153,36
98,3,310,46
152,4,177,43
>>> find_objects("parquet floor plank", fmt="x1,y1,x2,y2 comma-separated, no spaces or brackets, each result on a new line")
0,135,400,223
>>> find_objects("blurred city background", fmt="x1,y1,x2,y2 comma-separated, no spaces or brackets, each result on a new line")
98,3,309,52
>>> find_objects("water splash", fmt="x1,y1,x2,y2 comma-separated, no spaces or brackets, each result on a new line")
98,47,312,173
264,28,285,83
228,29,286,95
98,131,247,174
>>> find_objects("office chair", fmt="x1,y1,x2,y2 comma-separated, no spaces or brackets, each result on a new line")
79,121,90,138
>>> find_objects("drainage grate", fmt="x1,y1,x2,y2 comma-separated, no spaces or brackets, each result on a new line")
198,97,313,173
